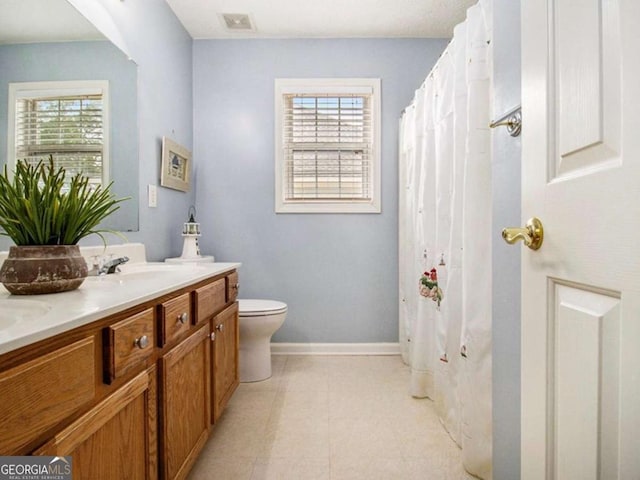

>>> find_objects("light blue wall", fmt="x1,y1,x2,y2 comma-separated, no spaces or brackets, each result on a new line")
193,39,448,342
492,0,521,478
0,41,138,233
69,0,194,261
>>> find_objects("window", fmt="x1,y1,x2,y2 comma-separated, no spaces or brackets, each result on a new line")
275,78,381,213
8,80,109,187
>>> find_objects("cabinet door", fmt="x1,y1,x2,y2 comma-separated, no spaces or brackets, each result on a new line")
35,367,157,480
211,302,239,423
160,324,210,480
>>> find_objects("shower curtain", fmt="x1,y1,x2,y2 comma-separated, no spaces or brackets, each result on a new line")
398,1,492,478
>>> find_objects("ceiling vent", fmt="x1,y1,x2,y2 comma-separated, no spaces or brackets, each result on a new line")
220,13,255,31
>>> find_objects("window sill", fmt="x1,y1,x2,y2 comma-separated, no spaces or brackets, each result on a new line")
275,200,381,214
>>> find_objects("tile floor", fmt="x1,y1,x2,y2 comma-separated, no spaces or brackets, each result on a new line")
188,355,477,480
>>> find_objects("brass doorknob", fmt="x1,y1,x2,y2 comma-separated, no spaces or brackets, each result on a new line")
502,217,544,250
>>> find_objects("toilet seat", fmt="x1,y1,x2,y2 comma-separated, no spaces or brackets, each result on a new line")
239,299,287,317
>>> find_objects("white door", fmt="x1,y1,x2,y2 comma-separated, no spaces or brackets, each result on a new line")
520,1,640,479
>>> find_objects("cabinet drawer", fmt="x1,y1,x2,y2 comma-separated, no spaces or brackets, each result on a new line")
0,337,95,454
158,292,192,346
104,308,155,383
194,278,226,324
226,271,239,303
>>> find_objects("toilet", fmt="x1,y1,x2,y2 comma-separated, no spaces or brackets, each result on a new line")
238,299,287,382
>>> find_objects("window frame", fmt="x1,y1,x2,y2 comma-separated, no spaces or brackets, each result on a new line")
7,80,110,186
274,78,381,214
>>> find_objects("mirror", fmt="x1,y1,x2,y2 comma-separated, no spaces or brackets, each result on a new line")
0,0,139,232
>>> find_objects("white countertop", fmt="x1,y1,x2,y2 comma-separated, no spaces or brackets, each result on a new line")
0,262,240,356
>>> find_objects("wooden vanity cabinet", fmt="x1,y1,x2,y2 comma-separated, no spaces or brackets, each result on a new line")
0,268,239,480
211,302,239,423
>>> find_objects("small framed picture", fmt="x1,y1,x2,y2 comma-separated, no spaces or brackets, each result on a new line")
161,136,191,192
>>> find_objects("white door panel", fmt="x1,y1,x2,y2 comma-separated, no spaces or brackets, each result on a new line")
553,0,621,179
521,0,640,478
553,282,620,480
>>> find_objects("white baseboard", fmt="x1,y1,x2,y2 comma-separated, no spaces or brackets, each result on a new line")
271,343,400,356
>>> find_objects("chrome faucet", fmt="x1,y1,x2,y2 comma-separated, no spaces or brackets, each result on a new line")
100,256,130,275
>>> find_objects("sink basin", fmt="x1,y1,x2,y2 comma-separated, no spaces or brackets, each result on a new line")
84,263,199,284
0,299,52,327
118,263,196,275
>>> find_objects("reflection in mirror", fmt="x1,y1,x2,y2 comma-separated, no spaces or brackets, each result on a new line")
0,0,139,232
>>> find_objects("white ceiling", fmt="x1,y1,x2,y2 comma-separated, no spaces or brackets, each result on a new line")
166,0,477,39
0,0,476,44
0,0,104,45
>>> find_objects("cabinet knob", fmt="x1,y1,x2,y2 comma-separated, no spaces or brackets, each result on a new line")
134,335,149,349
210,332,216,341
232,283,240,291
216,323,224,332
178,312,188,324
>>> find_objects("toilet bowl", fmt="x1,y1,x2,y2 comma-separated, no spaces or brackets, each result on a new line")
238,299,287,382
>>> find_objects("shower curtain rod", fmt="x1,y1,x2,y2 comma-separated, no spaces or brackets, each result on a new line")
400,103,414,115
490,104,521,125
399,43,453,118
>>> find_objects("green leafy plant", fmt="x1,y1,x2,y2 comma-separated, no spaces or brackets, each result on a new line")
0,157,128,245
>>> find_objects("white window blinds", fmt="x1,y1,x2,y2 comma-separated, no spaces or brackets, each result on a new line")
9,81,109,186
275,78,381,214
283,94,372,201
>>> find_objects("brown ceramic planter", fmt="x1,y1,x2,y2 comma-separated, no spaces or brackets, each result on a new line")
0,245,88,295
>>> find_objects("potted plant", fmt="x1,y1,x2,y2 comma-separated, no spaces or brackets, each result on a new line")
0,158,127,294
